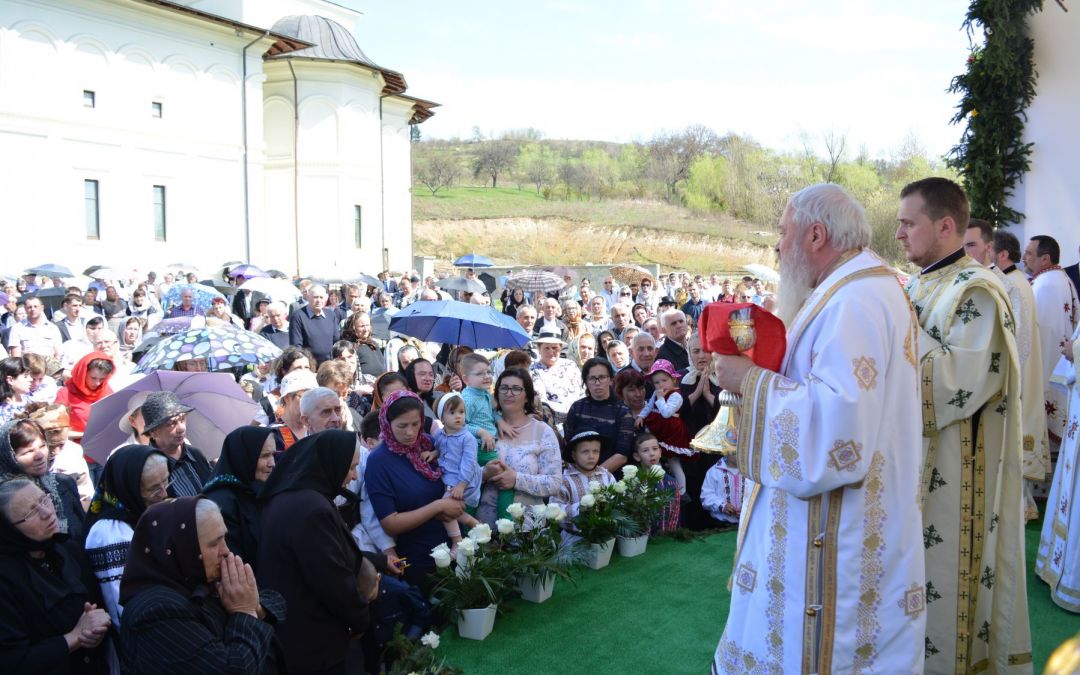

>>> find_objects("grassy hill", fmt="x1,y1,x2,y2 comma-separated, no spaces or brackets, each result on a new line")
412,186,777,274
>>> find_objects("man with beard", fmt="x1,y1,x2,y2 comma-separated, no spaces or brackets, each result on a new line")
711,183,925,673
899,177,1031,673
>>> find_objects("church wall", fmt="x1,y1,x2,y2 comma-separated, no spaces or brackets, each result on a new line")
1010,9,1080,266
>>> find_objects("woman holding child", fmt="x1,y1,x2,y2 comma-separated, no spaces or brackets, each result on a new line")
476,368,562,526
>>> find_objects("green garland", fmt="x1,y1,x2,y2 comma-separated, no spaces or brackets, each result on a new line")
946,0,1044,226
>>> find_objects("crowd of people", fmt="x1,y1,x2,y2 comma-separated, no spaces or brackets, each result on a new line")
1,176,1079,673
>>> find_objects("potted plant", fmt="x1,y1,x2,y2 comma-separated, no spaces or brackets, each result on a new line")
612,464,671,557
571,481,629,569
382,627,461,675
430,524,510,640
498,501,585,603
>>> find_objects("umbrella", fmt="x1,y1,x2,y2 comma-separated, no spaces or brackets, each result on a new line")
161,283,226,314
29,287,67,316
199,279,235,295
239,277,302,302
505,270,566,294
133,324,283,374
453,253,494,268
166,262,200,273
83,265,105,276
25,263,75,278
547,266,578,279
311,274,381,288
81,371,261,464
228,264,269,280
389,300,531,349
86,267,125,281
149,316,201,336
610,264,655,286
437,277,488,295
369,307,399,341
266,269,289,279
742,263,781,284
478,272,497,293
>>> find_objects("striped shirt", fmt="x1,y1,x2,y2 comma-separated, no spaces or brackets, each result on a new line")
551,463,615,521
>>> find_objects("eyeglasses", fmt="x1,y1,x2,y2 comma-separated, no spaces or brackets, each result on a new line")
145,476,176,498
498,385,525,395
12,494,53,525
586,375,611,384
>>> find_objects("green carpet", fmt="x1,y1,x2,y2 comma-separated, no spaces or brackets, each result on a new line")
439,519,1078,674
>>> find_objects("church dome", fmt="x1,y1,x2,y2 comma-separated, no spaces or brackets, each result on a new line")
269,15,405,93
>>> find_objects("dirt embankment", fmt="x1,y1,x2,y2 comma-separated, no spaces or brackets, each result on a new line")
414,217,775,273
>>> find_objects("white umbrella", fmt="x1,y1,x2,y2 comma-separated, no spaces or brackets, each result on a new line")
240,276,302,302
742,263,780,284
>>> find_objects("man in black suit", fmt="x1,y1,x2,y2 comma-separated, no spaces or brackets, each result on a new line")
532,297,568,342
231,287,254,327
656,309,690,371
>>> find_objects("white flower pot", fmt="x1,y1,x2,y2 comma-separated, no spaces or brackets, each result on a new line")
586,538,616,570
517,574,555,603
617,534,649,557
457,604,497,640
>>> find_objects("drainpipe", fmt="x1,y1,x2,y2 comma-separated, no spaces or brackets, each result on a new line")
288,60,300,277
379,93,388,273
240,31,268,263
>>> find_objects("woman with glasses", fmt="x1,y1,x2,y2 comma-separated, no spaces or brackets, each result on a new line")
83,445,169,672
476,368,561,525
563,357,636,475
0,477,110,674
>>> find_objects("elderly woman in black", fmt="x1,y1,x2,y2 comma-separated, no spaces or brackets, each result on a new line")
0,477,110,673
118,497,285,674
257,430,367,675
203,427,277,567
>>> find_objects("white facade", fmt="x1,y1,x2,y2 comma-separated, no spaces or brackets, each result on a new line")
1010,8,1080,264
0,0,431,278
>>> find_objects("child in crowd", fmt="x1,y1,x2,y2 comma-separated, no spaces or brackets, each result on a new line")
632,433,681,533
357,556,433,674
459,353,516,518
552,430,617,528
424,393,481,550
700,453,745,529
349,411,406,574
637,359,695,495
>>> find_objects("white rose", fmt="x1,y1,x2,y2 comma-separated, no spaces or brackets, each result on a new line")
552,506,567,522
531,503,549,520
468,523,492,544
545,503,563,520
613,481,627,494
507,502,526,519
588,480,602,494
596,491,608,502
622,465,639,480
496,518,516,535
431,544,452,568
458,537,478,557
579,493,596,509
420,631,440,649
648,464,665,479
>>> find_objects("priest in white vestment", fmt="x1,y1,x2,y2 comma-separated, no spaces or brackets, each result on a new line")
712,184,925,674
902,178,1031,674
1025,235,1080,445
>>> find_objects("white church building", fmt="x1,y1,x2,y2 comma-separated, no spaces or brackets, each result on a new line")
0,0,436,278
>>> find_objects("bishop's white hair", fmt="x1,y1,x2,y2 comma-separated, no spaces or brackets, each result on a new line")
787,183,870,251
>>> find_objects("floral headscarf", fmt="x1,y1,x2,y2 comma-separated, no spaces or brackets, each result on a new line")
378,390,440,481
0,419,69,534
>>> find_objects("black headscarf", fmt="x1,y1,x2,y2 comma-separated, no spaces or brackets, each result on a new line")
258,430,356,502
119,496,207,604
0,478,62,556
203,426,276,495
86,445,166,529
0,420,69,535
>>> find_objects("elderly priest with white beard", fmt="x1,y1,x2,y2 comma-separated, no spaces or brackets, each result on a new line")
711,183,925,674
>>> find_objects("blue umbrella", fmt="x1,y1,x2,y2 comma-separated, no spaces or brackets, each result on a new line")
453,253,494,268
389,300,530,349
162,283,225,314
25,263,75,278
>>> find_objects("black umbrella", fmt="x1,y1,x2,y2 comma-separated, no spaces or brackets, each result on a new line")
478,272,497,293
30,287,68,317
83,265,105,276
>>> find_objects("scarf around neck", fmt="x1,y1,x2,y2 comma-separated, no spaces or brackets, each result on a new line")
379,390,440,481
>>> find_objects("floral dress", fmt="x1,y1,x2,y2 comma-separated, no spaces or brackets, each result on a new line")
476,419,561,525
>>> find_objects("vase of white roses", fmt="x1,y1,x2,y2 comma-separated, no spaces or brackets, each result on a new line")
572,481,628,570
430,524,509,640
613,464,669,557
498,501,585,603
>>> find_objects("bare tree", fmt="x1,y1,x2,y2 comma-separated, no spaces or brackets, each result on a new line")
647,124,720,199
472,141,517,188
822,130,847,183
414,154,461,196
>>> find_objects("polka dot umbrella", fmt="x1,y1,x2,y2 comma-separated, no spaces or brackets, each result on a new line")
133,323,283,374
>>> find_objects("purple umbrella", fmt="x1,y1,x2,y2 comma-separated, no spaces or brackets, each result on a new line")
229,264,269,280
81,370,261,464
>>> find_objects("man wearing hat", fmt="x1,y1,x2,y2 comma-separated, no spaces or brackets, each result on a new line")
529,335,583,425
141,391,212,497
710,184,924,673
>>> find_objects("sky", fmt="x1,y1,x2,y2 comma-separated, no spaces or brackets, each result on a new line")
336,1,977,160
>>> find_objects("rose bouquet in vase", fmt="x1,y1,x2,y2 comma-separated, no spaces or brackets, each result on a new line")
383,628,461,675
430,524,510,640
571,481,632,569
611,464,670,557
497,501,586,602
